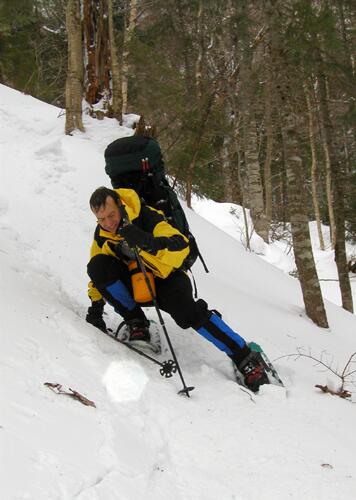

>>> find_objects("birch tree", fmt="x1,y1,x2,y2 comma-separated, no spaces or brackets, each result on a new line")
239,23,269,243
304,82,325,251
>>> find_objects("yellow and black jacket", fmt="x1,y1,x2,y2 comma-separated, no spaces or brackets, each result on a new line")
88,188,190,302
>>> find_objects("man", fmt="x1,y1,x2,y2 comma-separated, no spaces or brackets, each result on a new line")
86,186,269,392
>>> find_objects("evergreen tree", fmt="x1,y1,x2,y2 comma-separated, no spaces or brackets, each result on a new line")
0,0,67,105
0,1,39,90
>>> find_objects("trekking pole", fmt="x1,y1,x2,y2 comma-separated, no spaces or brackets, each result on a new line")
117,200,194,397
134,248,195,397
104,328,179,378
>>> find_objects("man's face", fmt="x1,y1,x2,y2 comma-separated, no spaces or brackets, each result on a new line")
93,196,121,234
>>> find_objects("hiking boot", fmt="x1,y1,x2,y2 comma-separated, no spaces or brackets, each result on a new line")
235,351,270,393
127,318,151,343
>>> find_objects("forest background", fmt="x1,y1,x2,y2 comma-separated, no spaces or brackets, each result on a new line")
0,0,355,326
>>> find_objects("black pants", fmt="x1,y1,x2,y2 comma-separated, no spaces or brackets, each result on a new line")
87,254,250,363
87,254,209,328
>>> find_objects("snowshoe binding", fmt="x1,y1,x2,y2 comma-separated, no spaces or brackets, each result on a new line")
233,342,284,393
116,318,161,354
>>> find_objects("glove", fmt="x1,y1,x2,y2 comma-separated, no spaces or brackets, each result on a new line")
86,299,106,332
118,224,166,253
114,240,136,261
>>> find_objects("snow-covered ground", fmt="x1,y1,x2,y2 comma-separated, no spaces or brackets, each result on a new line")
1,84,356,500
191,199,356,312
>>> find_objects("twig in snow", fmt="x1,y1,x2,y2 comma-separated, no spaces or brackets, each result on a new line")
239,386,256,403
44,382,96,408
275,348,356,399
315,385,351,399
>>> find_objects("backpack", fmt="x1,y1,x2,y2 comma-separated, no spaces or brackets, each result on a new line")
104,135,208,273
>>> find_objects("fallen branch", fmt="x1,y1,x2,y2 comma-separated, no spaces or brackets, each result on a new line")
44,382,96,408
315,384,351,399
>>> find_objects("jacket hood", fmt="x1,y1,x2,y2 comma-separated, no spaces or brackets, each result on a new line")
115,188,141,222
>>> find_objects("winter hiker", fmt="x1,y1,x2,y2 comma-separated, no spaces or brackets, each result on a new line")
86,186,270,392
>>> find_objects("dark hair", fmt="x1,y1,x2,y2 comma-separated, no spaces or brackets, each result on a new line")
89,187,119,211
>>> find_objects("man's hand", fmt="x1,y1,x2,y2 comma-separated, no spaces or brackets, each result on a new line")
114,240,136,261
118,224,162,253
86,299,106,332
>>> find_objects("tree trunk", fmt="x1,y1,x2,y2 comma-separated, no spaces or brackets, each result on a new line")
221,132,235,202
195,0,204,102
83,0,98,105
221,102,235,202
96,0,110,98
65,0,84,134
243,111,269,242
239,44,269,243
185,0,210,209
108,0,122,120
266,0,328,327
83,0,110,110
278,119,288,229
121,0,137,115
336,0,355,78
237,143,251,251
317,61,353,313
283,112,329,328
316,78,337,249
304,82,325,251
263,63,274,232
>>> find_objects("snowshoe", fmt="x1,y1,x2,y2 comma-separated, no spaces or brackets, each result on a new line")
249,342,284,387
233,342,284,392
116,318,161,354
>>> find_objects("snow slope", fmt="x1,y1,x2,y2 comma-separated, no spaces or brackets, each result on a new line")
1,84,356,500
191,199,356,312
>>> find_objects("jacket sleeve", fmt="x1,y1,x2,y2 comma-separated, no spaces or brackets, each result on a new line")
138,205,190,269
151,220,190,269
87,239,104,302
